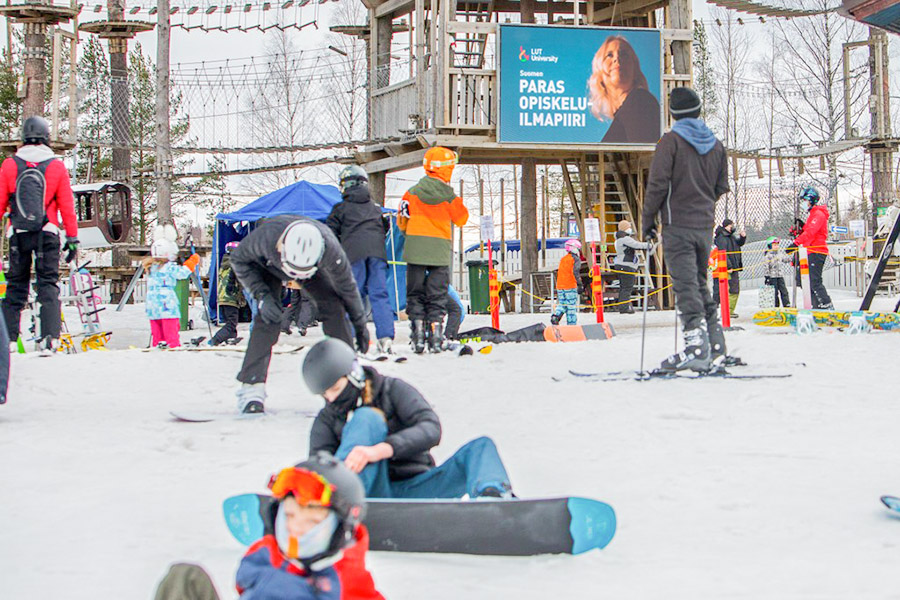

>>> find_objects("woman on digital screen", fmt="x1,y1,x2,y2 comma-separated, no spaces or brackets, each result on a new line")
588,35,661,144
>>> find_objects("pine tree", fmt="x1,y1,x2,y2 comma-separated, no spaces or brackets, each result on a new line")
692,20,717,123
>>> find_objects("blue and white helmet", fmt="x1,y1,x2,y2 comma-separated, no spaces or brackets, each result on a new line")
278,220,325,280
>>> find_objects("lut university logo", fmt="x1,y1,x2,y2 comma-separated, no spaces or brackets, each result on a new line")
519,46,529,61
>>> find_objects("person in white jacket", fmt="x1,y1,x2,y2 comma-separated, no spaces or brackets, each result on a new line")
613,220,650,313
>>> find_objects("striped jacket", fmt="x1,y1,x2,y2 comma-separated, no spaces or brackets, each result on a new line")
398,175,468,266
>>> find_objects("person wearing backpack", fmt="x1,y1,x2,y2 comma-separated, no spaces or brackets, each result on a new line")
0,116,79,352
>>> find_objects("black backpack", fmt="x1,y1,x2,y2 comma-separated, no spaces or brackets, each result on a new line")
11,156,51,232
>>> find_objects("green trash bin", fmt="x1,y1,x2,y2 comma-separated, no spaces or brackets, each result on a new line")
175,278,191,331
466,259,496,314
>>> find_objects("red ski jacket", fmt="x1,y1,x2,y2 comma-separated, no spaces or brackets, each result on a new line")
0,144,77,238
236,526,384,600
792,204,829,256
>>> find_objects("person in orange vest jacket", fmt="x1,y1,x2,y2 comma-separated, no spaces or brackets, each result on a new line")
397,147,468,354
550,239,583,325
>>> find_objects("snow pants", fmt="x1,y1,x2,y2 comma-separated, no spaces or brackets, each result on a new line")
807,253,833,308
663,226,719,331
406,264,450,323
238,273,353,384
150,318,181,348
2,231,62,340
281,289,316,333
764,276,791,308
352,257,394,340
211,304,238,345
616,265,638,311
336,407,512,499
445,292,463,339
552,289,579,325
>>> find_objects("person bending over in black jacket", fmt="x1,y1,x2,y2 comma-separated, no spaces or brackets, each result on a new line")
229,215,369,413
302,338,513,499
642,86,732,374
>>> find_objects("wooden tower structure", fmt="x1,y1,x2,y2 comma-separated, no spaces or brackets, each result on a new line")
354,0,693,309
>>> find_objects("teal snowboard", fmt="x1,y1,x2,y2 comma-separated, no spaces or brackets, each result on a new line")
223,493,615,556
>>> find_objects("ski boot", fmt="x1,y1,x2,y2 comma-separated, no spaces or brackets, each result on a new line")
476,482,516,499
658,322,710,373
376,337,393,355
39,336,59,356
189,336,206,347
156,341,169,350
236,383,266,414
428,321,444,353
411,320,426,354
550,313,562,326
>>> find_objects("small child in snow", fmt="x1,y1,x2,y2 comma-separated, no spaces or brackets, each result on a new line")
763,237,791,308
143,238,199,349
236,453,383,600
551,239,583,326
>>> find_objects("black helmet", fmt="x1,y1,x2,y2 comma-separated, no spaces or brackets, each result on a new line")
799,186,820,206
269,452,366,569
22,116,50,144
338,165,368,194
302,338,364,395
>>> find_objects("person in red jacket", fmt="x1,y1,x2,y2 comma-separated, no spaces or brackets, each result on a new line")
236,453,384,600
789,186,834,310
0,116,78,352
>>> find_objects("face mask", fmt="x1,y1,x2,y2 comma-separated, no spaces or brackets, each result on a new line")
275,506,339,561
327,382,361,416
626,228,633,235
801,200,811,212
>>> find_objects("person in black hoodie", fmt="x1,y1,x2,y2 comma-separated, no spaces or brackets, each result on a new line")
303,338,513,499
327,166,394,355
229,215,369,413
712,218,746,317
642,87,731,373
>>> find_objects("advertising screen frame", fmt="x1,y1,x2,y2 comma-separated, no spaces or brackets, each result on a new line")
496,23,664,148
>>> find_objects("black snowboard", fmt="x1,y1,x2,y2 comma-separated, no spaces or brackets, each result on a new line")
224,493,615,556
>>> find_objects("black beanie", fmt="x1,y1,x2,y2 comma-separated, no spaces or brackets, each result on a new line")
669,87,702,120
722,218,734,228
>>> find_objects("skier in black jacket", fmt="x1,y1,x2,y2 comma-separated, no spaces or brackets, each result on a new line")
230,215,369,413
642,87,731,373
327,166,394,355
712,219,746,317
303,338,513,498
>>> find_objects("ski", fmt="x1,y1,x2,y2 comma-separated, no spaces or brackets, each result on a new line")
169,408,317,423
359,352,408,364
139,345,304,355
881,495,900,514
223,493,615,556
560,368,792,382
753,308,900,331
862,207,900,310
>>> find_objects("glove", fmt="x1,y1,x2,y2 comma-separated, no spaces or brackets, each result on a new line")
64,237,79,263
257,295,284,325
398,200,410,219
354,321,370,353
183,253,200,272
643,228,657,242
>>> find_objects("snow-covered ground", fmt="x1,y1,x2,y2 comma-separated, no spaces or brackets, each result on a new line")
4,290,900,599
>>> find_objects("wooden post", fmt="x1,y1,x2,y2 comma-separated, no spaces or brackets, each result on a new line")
513,165,519,235
369,172,386,206
156,0,173,226
23,22,48,119
541,172,547,269
500,178,506,275
521,158,538,314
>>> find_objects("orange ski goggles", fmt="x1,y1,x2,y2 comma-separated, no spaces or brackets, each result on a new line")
268,467,334,507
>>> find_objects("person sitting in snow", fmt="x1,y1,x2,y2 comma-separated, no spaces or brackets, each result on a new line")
143,227,199,349
236,453,383,600
550,239,583,326
302,338,514,499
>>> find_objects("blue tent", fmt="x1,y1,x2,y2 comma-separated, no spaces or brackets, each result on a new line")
208,180,402,321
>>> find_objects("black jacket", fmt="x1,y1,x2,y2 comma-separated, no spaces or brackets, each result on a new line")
714,226,746,271
229,214,366,326
326,185,388,264
601,87,661,144
642,130,729,237
308,367,442,481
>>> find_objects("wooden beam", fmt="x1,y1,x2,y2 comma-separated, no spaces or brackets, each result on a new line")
364,148,428,173
375,0,414,18
591,0,665,22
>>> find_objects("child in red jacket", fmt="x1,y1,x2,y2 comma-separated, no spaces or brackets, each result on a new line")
236,453,383,600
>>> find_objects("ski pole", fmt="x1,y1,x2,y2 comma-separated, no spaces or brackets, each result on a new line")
639,242,657,378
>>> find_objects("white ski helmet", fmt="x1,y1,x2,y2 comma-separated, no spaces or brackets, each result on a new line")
278,220,325,280
150,238,179,261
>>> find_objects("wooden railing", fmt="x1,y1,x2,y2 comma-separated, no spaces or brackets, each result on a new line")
447,69,496,130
